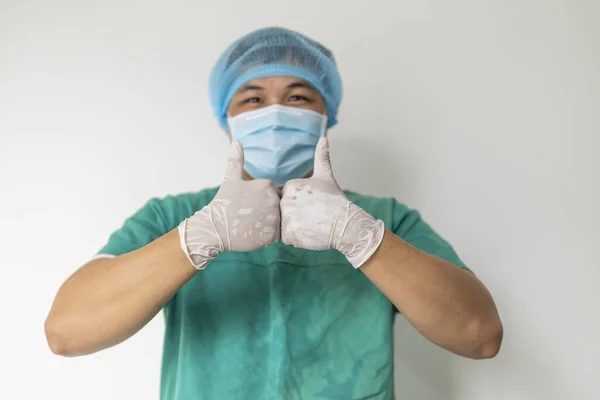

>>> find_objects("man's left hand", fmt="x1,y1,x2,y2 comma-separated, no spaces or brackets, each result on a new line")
280,138,385,268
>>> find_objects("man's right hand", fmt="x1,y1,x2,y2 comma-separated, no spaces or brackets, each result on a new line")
178,140,281,269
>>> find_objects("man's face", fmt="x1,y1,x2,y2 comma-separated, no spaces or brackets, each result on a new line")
226,76,327,181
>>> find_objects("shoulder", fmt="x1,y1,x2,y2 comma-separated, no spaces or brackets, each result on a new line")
345,190,466,268
344,189,397,209
344,189,427,233
162,187,220,211
95,187,221,258
344,190,412,229
141,187,220,231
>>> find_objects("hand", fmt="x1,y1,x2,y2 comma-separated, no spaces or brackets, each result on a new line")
178,141,281,269
280,138,385,268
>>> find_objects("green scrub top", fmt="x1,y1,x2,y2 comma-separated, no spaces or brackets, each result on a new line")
97,187,467,400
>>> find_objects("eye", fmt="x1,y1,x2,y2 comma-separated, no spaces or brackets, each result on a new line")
245,97,262,104
289,95,309,102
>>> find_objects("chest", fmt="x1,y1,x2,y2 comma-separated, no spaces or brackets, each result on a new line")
174,243,392,336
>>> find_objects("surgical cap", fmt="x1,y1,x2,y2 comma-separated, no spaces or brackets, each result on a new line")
209,27,343,132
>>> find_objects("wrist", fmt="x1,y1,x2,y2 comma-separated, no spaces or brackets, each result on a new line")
336,204,385,268
163,228,200,273
177,208,223,270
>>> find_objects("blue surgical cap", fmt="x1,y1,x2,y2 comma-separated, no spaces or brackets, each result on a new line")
209,27,343,132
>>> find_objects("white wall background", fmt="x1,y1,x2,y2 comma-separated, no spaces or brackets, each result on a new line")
1,0,598,399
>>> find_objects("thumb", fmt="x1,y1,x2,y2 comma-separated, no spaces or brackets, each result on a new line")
312,137,334,179
223,140,244,181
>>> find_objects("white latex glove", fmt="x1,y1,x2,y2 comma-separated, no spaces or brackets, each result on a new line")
280,138,385,268
178,141,280,269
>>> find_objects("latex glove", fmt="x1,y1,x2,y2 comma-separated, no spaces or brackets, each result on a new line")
280,138,385,268
178,141,280,269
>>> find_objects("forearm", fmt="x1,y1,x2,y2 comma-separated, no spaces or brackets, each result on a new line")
45,229,197,357
360,230,502,359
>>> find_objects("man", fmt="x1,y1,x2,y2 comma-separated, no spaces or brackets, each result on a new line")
45,27,502,399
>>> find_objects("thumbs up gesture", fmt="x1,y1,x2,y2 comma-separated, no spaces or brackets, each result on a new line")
178,141,281,269
281,138,385,268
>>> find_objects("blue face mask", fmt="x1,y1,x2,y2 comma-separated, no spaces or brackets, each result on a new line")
227,105,327,186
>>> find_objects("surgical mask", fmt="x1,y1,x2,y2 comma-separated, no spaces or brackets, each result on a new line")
227,104,327,186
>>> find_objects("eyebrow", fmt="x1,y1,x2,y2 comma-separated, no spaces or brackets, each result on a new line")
286,81,316,91
237,81,317,94
237,84,265,93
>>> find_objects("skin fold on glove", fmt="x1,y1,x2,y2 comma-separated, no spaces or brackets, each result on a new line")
280,138,385,268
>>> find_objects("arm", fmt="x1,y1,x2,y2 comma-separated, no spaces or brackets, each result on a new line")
45,229,195,357
45,140,280,357
360,230,502,359
281,138,502,360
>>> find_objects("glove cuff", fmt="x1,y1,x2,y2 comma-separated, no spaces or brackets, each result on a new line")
177,213,222,270
336,203,385,268
349,219,385,268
